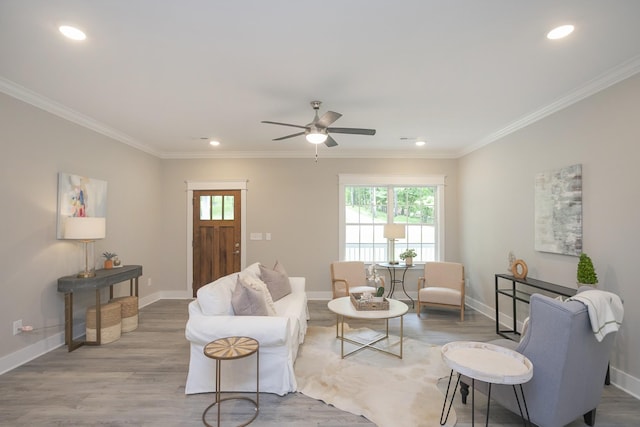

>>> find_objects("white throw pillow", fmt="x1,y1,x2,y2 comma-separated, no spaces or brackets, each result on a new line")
243,262,262,278
197,274,236,316
239,272,277,316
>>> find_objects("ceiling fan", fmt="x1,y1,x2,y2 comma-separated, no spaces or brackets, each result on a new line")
261,101,376,148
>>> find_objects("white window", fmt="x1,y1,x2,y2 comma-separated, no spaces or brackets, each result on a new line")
338,174,445,263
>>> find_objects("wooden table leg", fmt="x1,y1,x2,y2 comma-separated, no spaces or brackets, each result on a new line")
65,293,72,348
95,289,101,345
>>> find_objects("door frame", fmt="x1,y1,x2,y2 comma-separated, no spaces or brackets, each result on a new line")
185,180,248,294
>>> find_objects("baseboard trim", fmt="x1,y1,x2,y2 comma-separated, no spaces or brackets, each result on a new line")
0,332,65,375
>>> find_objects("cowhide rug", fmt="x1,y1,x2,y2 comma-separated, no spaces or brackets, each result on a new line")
294,325,456,427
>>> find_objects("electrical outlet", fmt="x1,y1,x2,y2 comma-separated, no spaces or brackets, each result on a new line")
13,319,22,335
147,278,152,287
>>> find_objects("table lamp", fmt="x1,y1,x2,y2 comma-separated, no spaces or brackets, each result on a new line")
64,217,106,278
384,223,405,264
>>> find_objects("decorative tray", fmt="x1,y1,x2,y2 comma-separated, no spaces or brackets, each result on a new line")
350,292,390,311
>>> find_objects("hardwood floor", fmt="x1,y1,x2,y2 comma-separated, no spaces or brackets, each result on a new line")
0,299,636,426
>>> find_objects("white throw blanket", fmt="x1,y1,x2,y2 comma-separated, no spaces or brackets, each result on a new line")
568,290,624,341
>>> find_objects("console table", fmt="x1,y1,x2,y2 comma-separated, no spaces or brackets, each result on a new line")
495,274,575,341
58,265,143,352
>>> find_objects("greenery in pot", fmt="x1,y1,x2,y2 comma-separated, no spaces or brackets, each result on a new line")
103,252,118,269
399,249,417,260
577,253,598,285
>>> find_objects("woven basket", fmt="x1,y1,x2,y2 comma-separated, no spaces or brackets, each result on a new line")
86,302,122,344
110,296,139,333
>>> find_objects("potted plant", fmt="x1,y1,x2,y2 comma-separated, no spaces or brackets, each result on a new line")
103,252,117,269
577,253,598,286
399,249,417,266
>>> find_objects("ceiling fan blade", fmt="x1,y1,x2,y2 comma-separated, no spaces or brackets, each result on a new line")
273,131,306,141
324,135,338,147
316,111,342,128
261,120,308,130
327,127,376,136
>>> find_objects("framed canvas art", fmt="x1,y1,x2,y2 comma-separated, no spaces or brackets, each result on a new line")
56,173,108,239
534,164,582,256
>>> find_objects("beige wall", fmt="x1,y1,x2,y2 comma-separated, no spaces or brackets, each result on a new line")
459,72,640,390
0,93,162,360
159,157,460,296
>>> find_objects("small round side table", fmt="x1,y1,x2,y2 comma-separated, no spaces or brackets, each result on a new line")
439,341,533,426
202,336,259,427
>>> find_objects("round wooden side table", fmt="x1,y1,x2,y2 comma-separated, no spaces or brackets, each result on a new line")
202,336,259,427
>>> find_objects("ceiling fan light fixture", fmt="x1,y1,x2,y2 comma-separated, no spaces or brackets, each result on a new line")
415,140,426,147
306,132,328,144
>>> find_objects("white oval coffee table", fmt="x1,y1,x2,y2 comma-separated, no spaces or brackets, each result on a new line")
328,296,408,359
440,341,533,426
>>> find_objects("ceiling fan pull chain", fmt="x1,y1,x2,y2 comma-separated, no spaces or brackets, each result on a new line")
314,144,319,163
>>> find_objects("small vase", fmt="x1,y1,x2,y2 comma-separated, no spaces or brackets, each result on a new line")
577,282,597,288
104,260,113,269
405,257,413,266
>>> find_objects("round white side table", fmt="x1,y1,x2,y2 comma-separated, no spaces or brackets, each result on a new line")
439,341,533,426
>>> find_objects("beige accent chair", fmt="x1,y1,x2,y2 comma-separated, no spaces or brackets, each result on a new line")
330,261,383,299
417,261,465,321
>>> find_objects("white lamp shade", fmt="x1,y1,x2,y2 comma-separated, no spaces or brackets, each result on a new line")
64,217,106,240
383,223,405,239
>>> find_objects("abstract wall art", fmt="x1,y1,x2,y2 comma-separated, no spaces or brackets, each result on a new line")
534,164,582,256
56,172,108,239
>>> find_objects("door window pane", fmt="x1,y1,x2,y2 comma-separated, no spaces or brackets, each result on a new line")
199,196,211,220
211,196,223,220
223,195,235,220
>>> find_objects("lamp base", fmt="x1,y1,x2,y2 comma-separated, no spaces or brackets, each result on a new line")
77,270,96,278
77,240,96,278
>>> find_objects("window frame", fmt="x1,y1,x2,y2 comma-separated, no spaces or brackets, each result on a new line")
338,174,446,262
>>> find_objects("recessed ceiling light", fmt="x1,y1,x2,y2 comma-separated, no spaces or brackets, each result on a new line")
547,25,574,40
59,25,86,41
209,140,220,146
415,140,426,147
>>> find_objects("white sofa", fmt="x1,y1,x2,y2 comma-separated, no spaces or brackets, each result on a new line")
184,263,308,396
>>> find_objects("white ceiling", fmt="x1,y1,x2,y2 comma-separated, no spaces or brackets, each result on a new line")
1,1,640,159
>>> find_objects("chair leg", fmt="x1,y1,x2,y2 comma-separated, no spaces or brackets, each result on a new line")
584,408,597,426
460,381,469,404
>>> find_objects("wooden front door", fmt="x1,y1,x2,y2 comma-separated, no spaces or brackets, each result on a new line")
192,190,241,296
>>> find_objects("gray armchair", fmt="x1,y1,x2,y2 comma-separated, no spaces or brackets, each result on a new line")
460,290,618,427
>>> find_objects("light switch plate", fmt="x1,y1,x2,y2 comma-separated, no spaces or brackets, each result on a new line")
250,232,263,240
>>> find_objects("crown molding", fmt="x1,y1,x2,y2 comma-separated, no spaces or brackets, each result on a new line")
0,76,160,157
158,149,456,160
458,54,640,158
